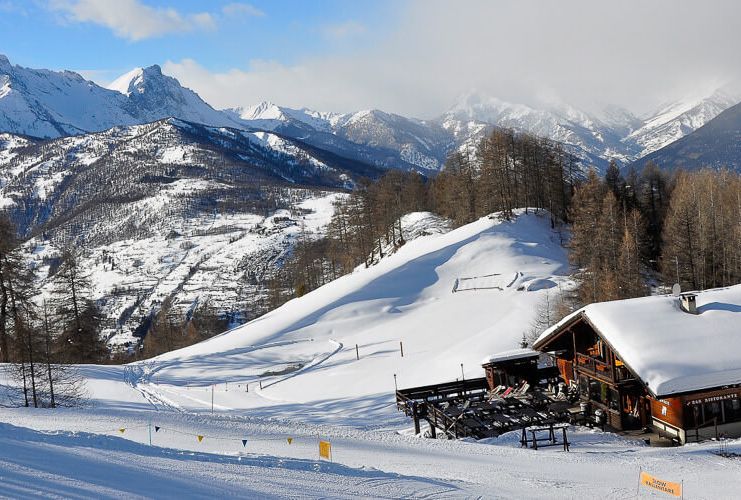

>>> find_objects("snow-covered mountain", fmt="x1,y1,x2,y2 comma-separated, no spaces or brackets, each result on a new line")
439,92,641,167
0,55,240,138
0,54,139,138
236,91,741,172
3,54,737,173
107,65,241,129
627,88,740,157
226,101,341,133
2,55,448,173
631,99,741,172
436,90,741,168
0,117,386,343
230,102,452,173
0,117,380,238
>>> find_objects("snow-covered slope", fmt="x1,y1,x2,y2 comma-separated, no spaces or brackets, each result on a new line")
6,398,741,499
26,192,343,347
134,210,571,424
3,210,739,498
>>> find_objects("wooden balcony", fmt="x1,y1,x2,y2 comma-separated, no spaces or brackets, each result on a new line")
575,353,634,383
576,353,611,374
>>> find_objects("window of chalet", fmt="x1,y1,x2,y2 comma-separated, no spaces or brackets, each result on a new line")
706,401,723,423
687,404,702,428
490,369,518,388
724,398,741,422
584,377,619,410
686,397,741,427
588,379,603,403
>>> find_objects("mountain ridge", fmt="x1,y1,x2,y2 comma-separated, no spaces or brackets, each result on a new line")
631,99,741,172
1,54,740,174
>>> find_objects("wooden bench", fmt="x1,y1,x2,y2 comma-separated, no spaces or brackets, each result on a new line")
520,423,570,451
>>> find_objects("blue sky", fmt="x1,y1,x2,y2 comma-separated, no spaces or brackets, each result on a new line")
1,1,396,81
1,1,739,118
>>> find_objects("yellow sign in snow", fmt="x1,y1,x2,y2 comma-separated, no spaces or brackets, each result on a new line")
319,440,331,460
640,471,682,497
118,428,126,434
197,435,204,443
287,437,293,445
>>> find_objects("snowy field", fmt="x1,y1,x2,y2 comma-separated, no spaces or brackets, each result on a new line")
4,402,740,499
2,210,740,498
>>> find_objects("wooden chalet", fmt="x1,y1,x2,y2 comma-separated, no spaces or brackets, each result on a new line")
533,284,741,443
481,348,558,391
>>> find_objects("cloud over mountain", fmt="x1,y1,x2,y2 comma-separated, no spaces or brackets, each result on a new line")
164,0,741,119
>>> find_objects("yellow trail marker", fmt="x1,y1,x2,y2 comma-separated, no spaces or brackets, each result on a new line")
118,428,126,434
287,437,293,445
319,440,331,460
639,470,682,497
197,435,204,443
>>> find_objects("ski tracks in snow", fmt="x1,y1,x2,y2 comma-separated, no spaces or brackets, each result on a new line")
123,337,344,412
260,338,344,390
123,364,184,412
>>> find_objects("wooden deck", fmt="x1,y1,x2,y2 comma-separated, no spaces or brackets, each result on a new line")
395,378,572,440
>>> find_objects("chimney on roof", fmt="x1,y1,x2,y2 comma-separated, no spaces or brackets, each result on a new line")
679,292,698,314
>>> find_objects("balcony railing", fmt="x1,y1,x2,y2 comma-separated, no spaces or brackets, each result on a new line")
575,353,634,382
576,353,610,374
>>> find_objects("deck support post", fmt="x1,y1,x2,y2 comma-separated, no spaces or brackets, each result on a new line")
412,402,421,435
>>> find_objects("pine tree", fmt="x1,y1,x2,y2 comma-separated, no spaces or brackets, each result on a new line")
604,160,625,201
0,213,19,363
50,249,106,363
568,170,606,269
639,161,673,262
661,173,701,289
616,210,648,298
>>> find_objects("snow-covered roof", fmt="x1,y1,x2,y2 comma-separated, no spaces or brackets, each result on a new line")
534,285,741,397
482,348,540,365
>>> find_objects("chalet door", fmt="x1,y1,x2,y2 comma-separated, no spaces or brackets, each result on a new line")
621,393,642,430
639,396,651,427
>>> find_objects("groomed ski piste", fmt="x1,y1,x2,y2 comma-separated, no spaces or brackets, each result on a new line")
2,209,740,498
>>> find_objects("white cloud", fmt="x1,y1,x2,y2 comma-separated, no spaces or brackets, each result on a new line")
322,21,366,40
50,0,216,41
222,3,264,17
165,0,741,118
